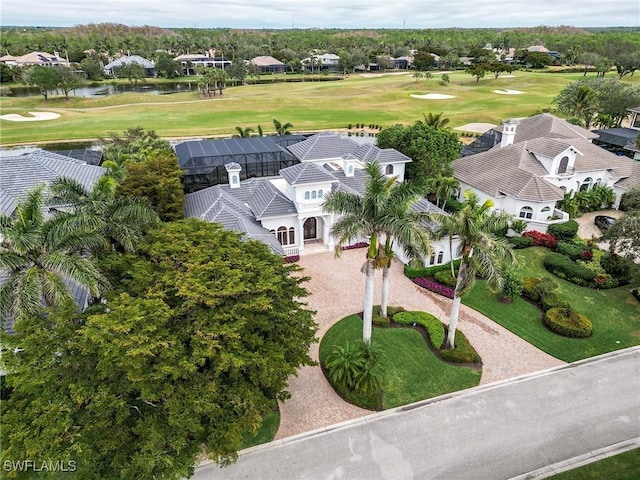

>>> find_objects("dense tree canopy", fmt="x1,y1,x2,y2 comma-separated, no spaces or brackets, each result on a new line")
1,219,318,479
376,122,462,188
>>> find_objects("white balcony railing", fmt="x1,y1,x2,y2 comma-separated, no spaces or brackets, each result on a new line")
298,201,324,212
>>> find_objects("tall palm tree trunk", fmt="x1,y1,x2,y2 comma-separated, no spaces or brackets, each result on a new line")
362,259,375,344
380,265,390,318
447,295,462,349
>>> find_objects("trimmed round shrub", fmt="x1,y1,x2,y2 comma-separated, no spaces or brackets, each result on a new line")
440,329,481,363
543,308,592,338
385,305,406,317
534,277,559,299
522,277,542,301
394,311,445,348
434,270,458,287
523,230,558,249
373,314,390,327
541,292,571,312
509,236,534,249
548,220,579,241
543,252,597,286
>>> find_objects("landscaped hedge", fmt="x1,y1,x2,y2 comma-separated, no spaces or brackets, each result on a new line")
522,277,542,301
543,252,597,286
394,311,445,348
440,329,482,363
412,278,455,299
600,254,632,286
556,241,590,261
433,270,458,287
547,220,579,241
541,292,571,312
509,236,534,249
523,230,558,249
543,308,592,338
404,260,461,279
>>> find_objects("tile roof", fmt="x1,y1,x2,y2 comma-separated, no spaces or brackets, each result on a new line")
250,56,286,66
104,55,155,69
496,113,597,142
280,162,337,185
354,144,412,164
288,133,360,161
0,151,105,216
453,142,565,202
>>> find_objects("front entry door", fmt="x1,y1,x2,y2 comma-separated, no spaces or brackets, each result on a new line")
303,217,317,240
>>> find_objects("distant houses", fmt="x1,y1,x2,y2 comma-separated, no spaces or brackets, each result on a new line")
0,51,69,67
250,56,287,74
103,55,155,77
174,53,231,76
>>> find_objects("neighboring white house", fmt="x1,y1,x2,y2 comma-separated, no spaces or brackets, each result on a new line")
103,55,155,76
174,53,231,75
454,114,638,232
0,51,69,67
184,133,460,266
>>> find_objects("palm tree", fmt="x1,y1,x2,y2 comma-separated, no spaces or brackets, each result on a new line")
273,118,293,136
0,186,108,321
323,162,392,343
431,175,459,209
234,126,254,138
48,176,159,253
377,181,432,317
413,71,423,82
431,190,516,349
422,112,451,129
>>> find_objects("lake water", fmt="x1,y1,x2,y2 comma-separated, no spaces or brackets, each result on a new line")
6,82,201,98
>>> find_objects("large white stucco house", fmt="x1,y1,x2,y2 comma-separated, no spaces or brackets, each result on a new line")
184,132,459,267
454,113,639,232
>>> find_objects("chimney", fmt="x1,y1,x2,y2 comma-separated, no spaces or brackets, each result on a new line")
500,119,518,147
343,155,356,177
225,162,242,189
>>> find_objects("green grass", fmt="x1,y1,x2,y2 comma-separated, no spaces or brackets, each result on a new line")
2,70,638,145
319,314,481,410
462,247,640,362
240,409,280,449
547,448,640,480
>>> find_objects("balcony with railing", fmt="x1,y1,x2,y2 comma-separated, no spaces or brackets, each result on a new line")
298,201,324,212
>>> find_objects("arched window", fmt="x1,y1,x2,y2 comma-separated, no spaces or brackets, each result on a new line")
277,226,289,245
347,164,354,175
558,156,569,174
318,189,323,199
429,252,435,266
304,191,310,200
385,164,394,175
580,177,592,192
437,251,444,264
541,206,551,213
288,227,295,245
595,178,602,186
311,190,317,199
519,206,533,219
231,175,238,184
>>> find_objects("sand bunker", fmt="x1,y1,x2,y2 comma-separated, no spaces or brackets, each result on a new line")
410,93,456,100
0,111,61,121
493,89,525,95
455,123,496,134
500,74,517,78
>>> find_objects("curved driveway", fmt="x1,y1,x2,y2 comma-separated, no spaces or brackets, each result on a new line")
275,248,564,440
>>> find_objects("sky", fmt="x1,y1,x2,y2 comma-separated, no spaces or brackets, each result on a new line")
1,0,639,29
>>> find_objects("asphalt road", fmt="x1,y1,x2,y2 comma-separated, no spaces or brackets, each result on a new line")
192,347,640,480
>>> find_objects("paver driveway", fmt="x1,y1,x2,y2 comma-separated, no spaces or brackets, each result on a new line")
274,248,564,440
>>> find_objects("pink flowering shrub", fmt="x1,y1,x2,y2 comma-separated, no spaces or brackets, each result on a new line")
412,277,455,299
523,230,558,249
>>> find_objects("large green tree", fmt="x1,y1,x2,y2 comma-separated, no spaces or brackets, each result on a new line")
22,65,59,100
432,190,516,349
0,219,317,479
0,186,107,321
376,122,462,188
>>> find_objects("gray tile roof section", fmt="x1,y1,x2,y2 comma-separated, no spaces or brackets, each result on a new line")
184,179,296,255
496,113,598,142
280,162,337,185
354,144,413,164
288,132,412,165
614,158,640,191
0,150,105,215
455,135,633,203
453,142,565,202
328,167,368,196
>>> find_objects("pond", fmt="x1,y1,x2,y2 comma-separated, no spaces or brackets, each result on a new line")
5,81,202,98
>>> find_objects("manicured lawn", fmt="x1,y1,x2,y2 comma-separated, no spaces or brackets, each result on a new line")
463,247,640,362
319,314,481,410
547,448,640,480
240,409,280,450
2,71,638,145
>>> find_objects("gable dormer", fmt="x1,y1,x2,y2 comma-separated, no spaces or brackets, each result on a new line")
527,141,582,176
551,146,581,176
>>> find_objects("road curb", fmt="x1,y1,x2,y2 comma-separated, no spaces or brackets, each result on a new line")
508,437,640,480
